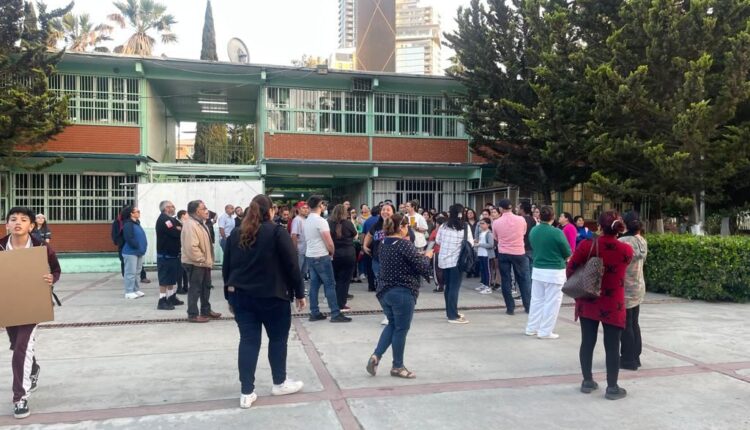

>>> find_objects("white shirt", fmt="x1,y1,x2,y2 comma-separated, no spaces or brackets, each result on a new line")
477,231,490,257
408,212,428,248
290,215,306,253
436,223,474,269
217,213,235,238
303,213,330,258
6,237,32,250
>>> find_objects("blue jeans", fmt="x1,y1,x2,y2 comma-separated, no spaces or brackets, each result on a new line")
372,259,381,289
298,251,308,279
123,254,143,294
374,287,416,368
443,266,463,320
230,291,291,395
306,255,341,318
498,253,532,312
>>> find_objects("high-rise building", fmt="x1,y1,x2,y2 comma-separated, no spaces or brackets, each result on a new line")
354,0,396,72
338,0,356,49
395,0,441,75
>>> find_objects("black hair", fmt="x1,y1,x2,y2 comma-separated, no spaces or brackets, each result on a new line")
561,212,574,224
307,195,325,210
371,204,381,217
623,211,643,235
187,200,203,215
6,207,35,223
176,210,187,219
446,203,464,230
573,215,584,223
480,217,492,225
540,206,555,222
519,201,532,215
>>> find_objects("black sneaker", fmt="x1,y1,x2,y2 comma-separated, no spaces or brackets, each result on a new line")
29,365,40,393
157,297,175,310
309,313,327,322
14,399,30,419
347,294,354,299
505,309,515,315
168,295,184,306
605,385,627,400
330,314,352,323
580,379,599,394
176,287,188,295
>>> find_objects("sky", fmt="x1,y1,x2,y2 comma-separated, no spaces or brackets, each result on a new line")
45,0,471,72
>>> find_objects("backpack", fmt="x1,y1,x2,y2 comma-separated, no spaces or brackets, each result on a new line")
457,223,476,272
111,217,124,246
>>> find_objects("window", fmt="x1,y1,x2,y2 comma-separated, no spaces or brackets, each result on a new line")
266,87,367,134
0,173,8,220
49,74,140,125
374,93,465,138
13,173,138,222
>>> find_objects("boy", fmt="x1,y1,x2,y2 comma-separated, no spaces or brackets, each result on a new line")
1,207,61,419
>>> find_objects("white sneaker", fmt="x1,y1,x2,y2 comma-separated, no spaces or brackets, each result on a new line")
359,274,367,280
525,331,537,336
479,287,492,295
272,379,304,396
135,291,145,297
474,284,486,291
448,317,469,324
125,292,139,299
240,392,257,409
538,333,560,340
381,317,389,325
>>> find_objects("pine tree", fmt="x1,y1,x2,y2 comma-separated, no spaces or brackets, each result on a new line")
200,0,217,62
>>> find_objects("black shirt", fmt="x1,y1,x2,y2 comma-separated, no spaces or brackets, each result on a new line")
377,237,431,300
155,212,181,257
329,219,357,257
206,210,217,244
522,215,536,254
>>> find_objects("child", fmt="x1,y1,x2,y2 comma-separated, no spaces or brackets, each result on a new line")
1,207,61,419
474,218,496,294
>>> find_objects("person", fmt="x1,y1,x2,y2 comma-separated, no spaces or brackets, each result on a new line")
405,200,428,251
223,194,307,409
559,212,577,252
175,210,190,294
2,207,61,420
343,201,351,213
424,211,435,235
464,209,479,278
427,214,445,292
532,207,541,224
181,200,221,323
366,213,432,379
155,200,184,310
492,199,531,315
574,215,593,247
305,195,352,323
112,206,150,284
350,208,363,284
218,204,236,251
122,206,147,300
619,211,648,371
524,206,572,339
356,204,371,226
290,201,309,281
276,206,291,230
205,209,218,245
436,203,473,324
569,211,633,400
517,202,536,268
474,218,495,294
31,214,51,244
363,203,396,292
489,207,501,221
362,204,381,291
329,204,357,312
234,206,245,229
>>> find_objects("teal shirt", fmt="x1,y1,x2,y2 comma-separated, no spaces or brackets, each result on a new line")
529,223,572,269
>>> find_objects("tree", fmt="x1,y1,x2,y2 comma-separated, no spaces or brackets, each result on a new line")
1,0,72,170
227,124,255,164
193,0,226,164
48,13,114,52
291,54,325,68
108,0,177,56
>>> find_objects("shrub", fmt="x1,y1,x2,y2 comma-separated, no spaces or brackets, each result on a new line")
644,234,750,302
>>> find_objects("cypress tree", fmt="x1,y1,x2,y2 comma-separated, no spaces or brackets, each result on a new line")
200,0,217,61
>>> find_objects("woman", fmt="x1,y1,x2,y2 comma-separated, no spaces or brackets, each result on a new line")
356,204,371,226
121,206,147,299
619,211,647,371
31,214,51,244
364,203,396,325
532,207,541,224
428,214,446,292
350,208,364,284
366,213,432,379
424,211,435,236
436,204,473,324
223,194,307,409
525,206,571,339
464,209,479,278
329,204,357,311
568,211,633,400
558,212,577,252
574,215,593,247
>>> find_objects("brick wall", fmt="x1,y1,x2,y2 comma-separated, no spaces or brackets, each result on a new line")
44,125,140,154
372,137,469,163
265,133,369,161
49,223,117,252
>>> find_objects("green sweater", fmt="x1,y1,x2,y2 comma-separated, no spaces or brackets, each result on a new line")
529,223,572,269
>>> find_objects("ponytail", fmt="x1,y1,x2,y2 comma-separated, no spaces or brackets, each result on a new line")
239,194,273,248
383,212,407,236
598,210,626,236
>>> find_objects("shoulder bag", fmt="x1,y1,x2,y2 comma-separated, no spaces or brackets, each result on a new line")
562,238,603,299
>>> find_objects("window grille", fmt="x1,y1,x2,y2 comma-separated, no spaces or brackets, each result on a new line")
372,179,467,212
266,87,366,134
0,173,7,220
49,74,140,126
374,93,465,138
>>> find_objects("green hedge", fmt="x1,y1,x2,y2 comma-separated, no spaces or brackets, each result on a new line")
644,234,750,302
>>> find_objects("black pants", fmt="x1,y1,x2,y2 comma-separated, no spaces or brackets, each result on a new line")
177,266,189,291
364,253,376,291
579,317,623,388
119,244,147,280
332,250,356,308
184,264,212,318
621,306,642,369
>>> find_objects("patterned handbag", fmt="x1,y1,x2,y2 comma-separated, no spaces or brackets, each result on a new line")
562,238,603,299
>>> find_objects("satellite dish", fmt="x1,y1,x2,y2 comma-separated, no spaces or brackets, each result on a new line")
227,38,250,63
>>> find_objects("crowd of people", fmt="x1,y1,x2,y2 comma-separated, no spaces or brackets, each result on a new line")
3,194,648,418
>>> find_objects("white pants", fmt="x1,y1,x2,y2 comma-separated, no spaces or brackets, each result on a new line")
525,279,564,336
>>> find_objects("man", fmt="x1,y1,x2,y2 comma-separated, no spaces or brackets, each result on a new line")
205,209,218,245
155,200,184,310
361,204,381,291
290,201,309,281
517,201,537,267
405,200,428,250
181,200,221,323
492,199,532,315
218,204,236,251
234,205,244,229
2,207,60,419
304,195,351,323
276,206,291,230
111,206,150,284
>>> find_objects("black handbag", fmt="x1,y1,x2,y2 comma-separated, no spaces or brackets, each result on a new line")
457,223,476,272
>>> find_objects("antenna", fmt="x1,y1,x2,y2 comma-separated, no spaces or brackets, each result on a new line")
227,38,250,64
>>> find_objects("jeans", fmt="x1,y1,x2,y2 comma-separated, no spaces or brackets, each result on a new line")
372,259,381,289
298,251,308,280
442,266,463,320
306,256,341,318
580,317,623,388
374,287,416,368
364,254,375,291
220,238,227,252
478,256,490,286
621,306,642,368
525,279,564,336
123,254,143,294
184,264,213,318
119,245,147,280
231,292,291,395
332,249,356,308
498,253,532,313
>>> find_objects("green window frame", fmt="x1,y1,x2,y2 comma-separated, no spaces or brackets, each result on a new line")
49,74,140,126
266,87,367,134
374,93,465,138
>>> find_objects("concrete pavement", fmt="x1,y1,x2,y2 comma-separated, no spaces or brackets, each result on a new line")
1,272,748,429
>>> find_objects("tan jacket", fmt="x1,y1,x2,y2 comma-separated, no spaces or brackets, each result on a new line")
181,215,214,267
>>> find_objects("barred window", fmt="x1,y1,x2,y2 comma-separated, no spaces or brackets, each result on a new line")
266,87,366,134
49,74,140,126
13,173,138,222
375,93,465,138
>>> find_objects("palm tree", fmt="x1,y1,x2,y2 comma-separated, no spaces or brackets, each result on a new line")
108,0,177,56
48,13,113,52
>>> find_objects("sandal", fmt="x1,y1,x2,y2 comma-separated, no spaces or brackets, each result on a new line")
366,355,379,376
390,367,416,379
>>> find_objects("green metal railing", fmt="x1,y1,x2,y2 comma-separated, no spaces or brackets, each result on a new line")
206,145,255,165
